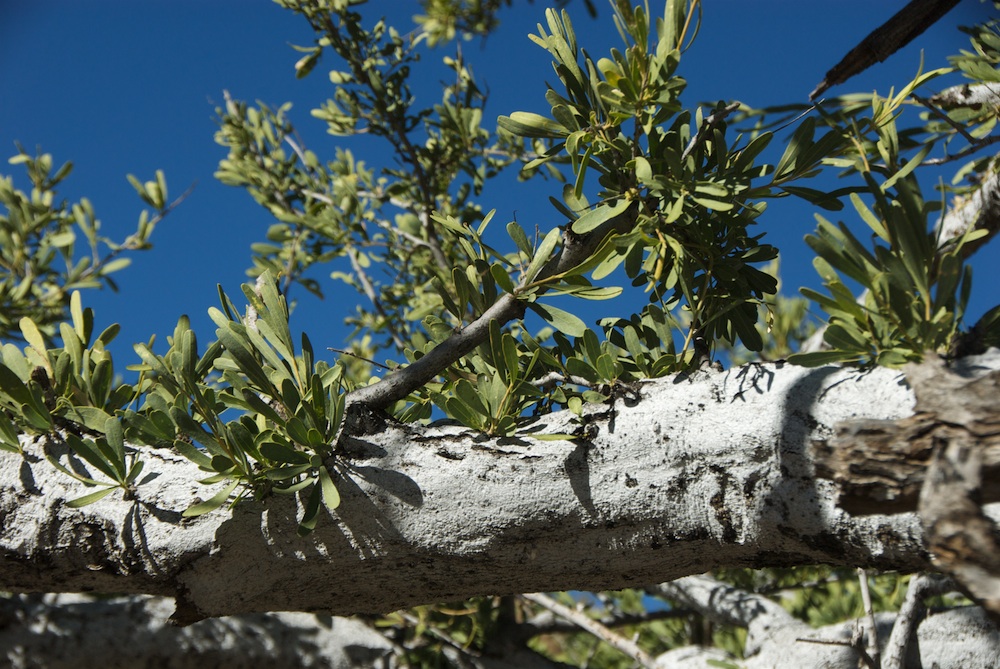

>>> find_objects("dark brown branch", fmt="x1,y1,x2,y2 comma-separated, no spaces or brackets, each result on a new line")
810,0,962,100
345,206,638,411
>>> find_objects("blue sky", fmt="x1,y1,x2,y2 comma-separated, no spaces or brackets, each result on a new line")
2,0,996,367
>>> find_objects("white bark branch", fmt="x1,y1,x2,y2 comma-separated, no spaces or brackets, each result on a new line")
3,352,1000,623
653,574,1000,669
0,594,398,669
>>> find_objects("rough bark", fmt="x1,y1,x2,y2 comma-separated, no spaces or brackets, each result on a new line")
6,352,1000,623
813,353,1000,621
813,354,1000,515
4,352,1000,666
809,0,962,100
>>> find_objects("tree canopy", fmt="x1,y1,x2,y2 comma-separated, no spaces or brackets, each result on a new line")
3,1,1000,667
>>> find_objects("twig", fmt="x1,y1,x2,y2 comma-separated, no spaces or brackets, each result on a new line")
327,347,392,371
911,93,976,144
530,371,595,389
919,136,1000,166
81,181,196,283
398,611,482,658
882,573,954,669
521,593,657,668
856,567,881,669
680,102,741,162
347,246,406,351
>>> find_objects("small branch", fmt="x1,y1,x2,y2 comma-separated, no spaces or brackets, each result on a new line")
346,245,406,351
530,371,594,390
80,181,196,283
911,94,977,144
882,573,955,669
521,593,656,669
327,347,392,371
856,567,882,669
346,205,638,411
680,102,741,162
919,137,1000,166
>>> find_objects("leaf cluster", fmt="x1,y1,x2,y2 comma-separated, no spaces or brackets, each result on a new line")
498,1,789,366
0,146,163,341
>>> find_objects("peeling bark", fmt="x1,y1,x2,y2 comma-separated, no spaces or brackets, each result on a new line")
815,352,1000,621
813,354,1000,514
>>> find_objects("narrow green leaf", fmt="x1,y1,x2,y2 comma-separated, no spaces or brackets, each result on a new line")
298,481,324,535
497,112,567,138
524,228,561,285
182,479,240,517
66,486,118,508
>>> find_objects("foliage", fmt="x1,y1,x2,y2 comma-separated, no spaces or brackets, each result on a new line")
3,0,1000,666
0,145,165,342
497,1,782,363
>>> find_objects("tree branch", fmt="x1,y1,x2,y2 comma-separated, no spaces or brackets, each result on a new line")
813,352,1000,515
4,356,969,621
346,206,638,411
522,593,656,668
809,0,962,100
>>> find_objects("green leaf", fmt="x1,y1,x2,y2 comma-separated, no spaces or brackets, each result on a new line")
528,302,587,337
215,322,274,392
65,433,120,482
66,486,118,508
182,479,240,517
524,228,561,285
571,199,631,234
298,481,324,536
19,318,49,365
0,411,22,453
497,112,567,139
318,465,341,511
507,221,533,257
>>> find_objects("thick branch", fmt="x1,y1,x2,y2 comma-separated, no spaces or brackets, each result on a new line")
0,594,398,669
5,356,987,621
654,574,1000,669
